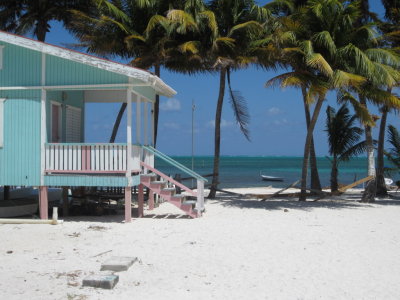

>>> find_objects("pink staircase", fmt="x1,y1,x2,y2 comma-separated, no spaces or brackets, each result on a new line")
140,171,199,218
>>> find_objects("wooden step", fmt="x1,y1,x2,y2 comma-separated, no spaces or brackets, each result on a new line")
140,173,157,184
160,187,176,197
169,194,186,205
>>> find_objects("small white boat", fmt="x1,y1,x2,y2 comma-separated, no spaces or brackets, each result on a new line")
261,174,284,182
385,178,394,185
0,187,62,217
0,199,38,218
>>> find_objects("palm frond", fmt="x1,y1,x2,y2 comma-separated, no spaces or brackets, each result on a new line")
227,68,250,141
306,53,333,76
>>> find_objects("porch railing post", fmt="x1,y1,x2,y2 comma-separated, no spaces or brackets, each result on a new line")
196,179,205,217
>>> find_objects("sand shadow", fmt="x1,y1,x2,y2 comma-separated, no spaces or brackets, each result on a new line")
142,213,192,219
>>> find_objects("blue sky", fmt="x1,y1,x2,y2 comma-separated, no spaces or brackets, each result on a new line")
44,0,399,156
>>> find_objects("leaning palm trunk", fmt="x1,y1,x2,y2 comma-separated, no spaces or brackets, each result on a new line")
299,95,325,201
109,64,161,145
153,64,160,147
360,96,375,177
359,96,376,202
376,105,389,196
330,156,339,193
301,86,321,191
208,68,227,198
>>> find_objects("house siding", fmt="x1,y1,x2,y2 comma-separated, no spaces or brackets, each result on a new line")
0,93,41,186
46,55,129,86
0,42,42,86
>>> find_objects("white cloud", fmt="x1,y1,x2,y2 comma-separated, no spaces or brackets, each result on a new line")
273,118,289,126
160,98,181,111
267,107,282,115
207,119,234,128
163,122,180,130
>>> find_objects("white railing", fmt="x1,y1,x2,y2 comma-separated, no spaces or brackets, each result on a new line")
45,143,129,173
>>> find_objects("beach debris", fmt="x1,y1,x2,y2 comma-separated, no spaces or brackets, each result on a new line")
100,256,138,272
284,209,289,212
91,250,112,258
67,294,88,300
68,232,81,238
6,250,13,254
87,225,108,231
82,274,119,289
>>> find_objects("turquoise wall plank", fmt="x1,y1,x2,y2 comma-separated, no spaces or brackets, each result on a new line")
0,42,42,86
46,55,129,86
44,175,140,187
0,94,41,186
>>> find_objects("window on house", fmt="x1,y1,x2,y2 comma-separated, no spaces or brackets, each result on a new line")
0,98,6,147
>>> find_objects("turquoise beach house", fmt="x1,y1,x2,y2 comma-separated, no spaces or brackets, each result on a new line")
0,31,205,221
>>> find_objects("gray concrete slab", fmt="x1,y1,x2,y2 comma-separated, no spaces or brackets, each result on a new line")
82,274,119,289
100,256,138,272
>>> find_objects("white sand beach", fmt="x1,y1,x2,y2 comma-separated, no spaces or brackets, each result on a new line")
1,188,400,300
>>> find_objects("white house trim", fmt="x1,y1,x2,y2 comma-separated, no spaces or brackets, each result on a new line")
0,30,176,97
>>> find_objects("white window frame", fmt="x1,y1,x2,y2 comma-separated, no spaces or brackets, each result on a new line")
0,45,4,70
50,101,62,143
0,98,6,147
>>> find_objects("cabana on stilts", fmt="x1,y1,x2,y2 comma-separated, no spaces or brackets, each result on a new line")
0,31,206,221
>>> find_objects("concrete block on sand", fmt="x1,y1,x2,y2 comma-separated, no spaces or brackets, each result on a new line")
100,256,138,272
82,274,119,289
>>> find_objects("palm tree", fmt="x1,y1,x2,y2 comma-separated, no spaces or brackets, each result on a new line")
200,0,266,198
375,0,400,195
325,104,366,193
263,0,323,191
0,0,90,42
264,0,400,201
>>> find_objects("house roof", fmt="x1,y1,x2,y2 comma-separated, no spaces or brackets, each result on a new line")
0,30,176,98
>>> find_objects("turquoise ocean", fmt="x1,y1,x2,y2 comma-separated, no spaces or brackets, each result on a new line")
156,156,397,188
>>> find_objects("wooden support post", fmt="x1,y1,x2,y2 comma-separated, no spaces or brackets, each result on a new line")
62,186,69,217
39,186,48,220
136,96,141,144
148,189,154,210
125,186,132,223
144,101,148,145
138,184,144,217
126,90,132,180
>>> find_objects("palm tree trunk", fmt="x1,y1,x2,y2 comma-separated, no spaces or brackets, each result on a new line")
331,156,338,193
208,68,227,198
153,64,160,147
36,21,48,42
360,96,376,202
108,64,160,145
301,86,321,191
109,103,127,143
376,105,389,196
299,94,325,201
360,96,375,176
